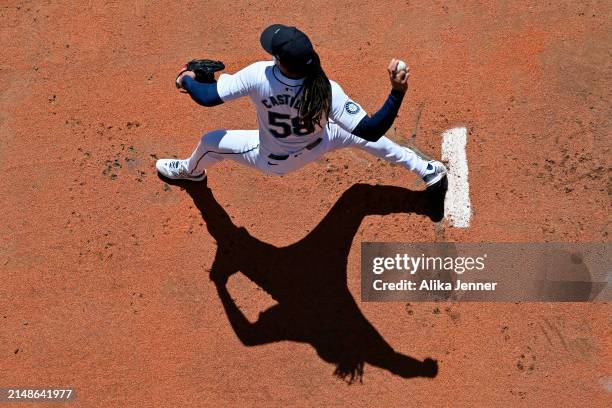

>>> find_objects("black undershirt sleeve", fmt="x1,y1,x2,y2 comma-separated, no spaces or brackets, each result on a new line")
182,76,224,107
352,89,405,142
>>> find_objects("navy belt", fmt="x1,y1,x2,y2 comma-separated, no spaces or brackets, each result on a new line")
268,138,322,161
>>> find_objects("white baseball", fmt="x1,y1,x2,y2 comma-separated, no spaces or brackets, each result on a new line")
396,60,407,72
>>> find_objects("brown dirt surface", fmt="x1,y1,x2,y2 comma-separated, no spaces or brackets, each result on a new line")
1,1,610,407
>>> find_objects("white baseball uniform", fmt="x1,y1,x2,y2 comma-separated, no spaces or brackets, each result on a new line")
186,60,429,177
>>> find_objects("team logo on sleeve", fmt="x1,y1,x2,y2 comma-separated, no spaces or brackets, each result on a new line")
344,101,360,115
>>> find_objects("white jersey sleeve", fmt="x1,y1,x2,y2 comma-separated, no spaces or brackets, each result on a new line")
216,62,267,102
328,80,368,133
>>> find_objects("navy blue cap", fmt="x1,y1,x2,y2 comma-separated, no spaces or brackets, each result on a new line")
260,24,317,75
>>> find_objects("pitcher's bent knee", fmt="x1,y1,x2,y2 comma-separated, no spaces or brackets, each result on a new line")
199,129,228,149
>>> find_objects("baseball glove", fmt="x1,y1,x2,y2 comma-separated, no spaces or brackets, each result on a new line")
175,59,225,88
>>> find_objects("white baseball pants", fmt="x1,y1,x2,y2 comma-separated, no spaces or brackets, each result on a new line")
186,123,430,177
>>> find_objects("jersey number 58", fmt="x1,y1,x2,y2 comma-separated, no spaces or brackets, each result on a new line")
268,112,312,138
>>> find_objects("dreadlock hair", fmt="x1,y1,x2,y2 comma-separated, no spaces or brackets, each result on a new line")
298,53,331,134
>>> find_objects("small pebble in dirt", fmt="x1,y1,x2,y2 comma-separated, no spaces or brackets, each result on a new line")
162,184,170,192
405,303,414,315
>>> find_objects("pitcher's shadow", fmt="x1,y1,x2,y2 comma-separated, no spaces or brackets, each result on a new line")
161,175,446,383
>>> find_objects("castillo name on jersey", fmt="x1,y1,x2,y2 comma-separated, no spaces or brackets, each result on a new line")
261,94,302,110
